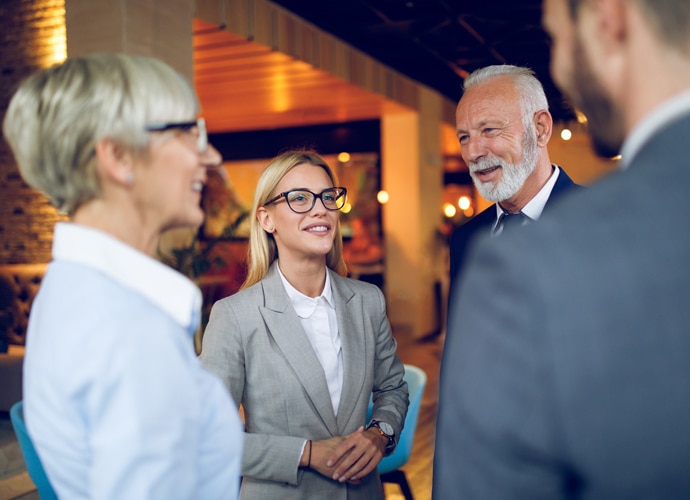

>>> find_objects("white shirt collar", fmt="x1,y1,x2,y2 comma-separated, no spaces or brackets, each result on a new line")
494,164,560,221
277,264,334,318
621,89,690,168
52,222,202,329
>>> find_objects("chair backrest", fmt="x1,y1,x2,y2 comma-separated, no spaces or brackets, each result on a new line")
371,364,428,473
10,401,58,500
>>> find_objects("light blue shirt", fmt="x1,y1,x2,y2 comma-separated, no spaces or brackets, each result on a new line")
23,222,243,499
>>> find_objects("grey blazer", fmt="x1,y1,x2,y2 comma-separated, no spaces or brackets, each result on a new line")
434,113,690,498
201,263,408,500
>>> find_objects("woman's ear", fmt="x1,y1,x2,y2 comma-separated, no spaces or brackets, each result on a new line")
256,206,275,233
94,138,133,187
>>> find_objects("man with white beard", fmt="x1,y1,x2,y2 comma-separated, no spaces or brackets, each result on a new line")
448,65,580,293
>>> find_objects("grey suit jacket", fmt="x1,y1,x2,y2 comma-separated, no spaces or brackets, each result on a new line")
201,263,408,500
434,113,690,498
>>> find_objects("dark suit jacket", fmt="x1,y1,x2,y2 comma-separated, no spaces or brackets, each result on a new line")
448,166,580,295
434,114,690,498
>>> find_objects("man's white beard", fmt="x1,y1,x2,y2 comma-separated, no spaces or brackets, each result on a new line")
469,130,539,202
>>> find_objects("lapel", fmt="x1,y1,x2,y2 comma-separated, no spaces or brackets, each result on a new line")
329,271,368,430
258,263,339,434
546,167,580,209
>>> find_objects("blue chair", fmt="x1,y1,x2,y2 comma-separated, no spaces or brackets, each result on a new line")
369,364,427,500
10,400,58,500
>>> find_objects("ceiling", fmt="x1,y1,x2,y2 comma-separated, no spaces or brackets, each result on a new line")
268,0,573,122
193,0,574,135
193,19,398,134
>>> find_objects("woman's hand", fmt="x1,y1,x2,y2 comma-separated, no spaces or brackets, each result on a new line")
306,436,347,478
325,426,386,483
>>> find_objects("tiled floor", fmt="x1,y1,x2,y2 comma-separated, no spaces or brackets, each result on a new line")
0,330,442,500
0,416,37,500
387,330,442,500
0,474,36,500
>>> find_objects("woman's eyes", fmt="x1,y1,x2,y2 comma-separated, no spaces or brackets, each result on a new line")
289,193,309,202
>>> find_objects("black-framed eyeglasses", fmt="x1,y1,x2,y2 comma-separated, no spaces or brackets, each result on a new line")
145,117,207,153
264,187,347,214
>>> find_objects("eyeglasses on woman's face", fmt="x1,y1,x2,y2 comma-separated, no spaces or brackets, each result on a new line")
263,187,347,214
145,118,208,153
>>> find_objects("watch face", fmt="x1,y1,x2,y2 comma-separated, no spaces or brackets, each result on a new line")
378,421,394,437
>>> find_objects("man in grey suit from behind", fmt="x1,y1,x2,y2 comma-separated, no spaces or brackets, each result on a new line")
434,0,690,498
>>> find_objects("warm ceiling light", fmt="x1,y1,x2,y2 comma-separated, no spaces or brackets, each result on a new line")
377,190,390,204
35,3,66,68
270,70,290,112
560,128,572,141
337,152,351,163
443,203,457,218
457,195,471,210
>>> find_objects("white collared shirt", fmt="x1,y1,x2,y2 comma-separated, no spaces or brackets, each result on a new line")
278,265,343,415
52,222,202,327
492,165,561,234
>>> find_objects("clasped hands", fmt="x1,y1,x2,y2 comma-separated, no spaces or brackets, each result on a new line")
301,426,387,484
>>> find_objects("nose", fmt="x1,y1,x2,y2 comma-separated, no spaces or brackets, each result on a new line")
462,135,486,164
201,143,222,170
311,196,329,214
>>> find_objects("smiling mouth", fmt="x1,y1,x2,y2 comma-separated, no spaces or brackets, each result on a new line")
306,225,329,232
473,165,501,176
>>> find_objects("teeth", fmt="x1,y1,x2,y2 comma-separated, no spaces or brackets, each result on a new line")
192,181,203,192
308,226,328,231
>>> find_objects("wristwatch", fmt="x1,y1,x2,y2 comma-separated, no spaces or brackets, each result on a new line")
367,419,396,455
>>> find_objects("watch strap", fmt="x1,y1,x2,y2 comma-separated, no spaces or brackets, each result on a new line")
367,420,396,455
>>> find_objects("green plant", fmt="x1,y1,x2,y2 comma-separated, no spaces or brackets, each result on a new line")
159,211,249,280
159,211,250,353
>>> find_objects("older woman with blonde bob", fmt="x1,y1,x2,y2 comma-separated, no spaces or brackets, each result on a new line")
3,53,243,499
201,150,409,499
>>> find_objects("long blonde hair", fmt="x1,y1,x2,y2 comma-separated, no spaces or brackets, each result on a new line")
242,150,348,289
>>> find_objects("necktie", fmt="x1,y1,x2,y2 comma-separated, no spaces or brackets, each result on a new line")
495,211,529,235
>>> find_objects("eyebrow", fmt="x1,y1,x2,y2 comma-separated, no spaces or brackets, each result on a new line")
457,121,487,136
457,118,507,135
282,186,334,192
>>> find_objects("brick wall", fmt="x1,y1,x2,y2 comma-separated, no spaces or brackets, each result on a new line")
0,0,68,265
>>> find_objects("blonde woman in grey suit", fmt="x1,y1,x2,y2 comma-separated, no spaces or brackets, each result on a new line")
200,150,409,499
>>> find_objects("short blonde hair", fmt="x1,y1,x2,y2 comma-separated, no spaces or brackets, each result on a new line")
242,150,347,289
2,53,199,215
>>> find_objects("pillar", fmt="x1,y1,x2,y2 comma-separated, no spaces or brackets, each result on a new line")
382,87,444,339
